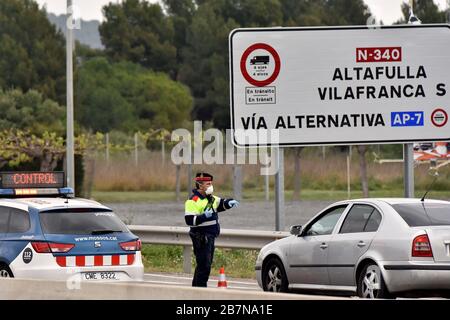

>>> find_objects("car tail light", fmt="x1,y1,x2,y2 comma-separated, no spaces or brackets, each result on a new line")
120,239,142,251
31,242,51,253
412,234,433,257
31,242,74,253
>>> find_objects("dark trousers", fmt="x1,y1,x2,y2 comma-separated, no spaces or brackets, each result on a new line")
190,232,216,287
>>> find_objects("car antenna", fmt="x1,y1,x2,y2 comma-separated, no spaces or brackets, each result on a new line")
61,192,70,204
421,169,439,202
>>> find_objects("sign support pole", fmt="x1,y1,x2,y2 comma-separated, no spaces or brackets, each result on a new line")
404,144,415,198
275,148,285,231
404,1,417,199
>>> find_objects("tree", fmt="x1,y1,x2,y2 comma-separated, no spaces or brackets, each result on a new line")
0,89,65,135
99,0,177,76
97,0,373,128
0,129,112,172
280,0,328,26
0,0,66,104
178,0,283,128
162,0,196,75
322,0,371,26
76,57,193,133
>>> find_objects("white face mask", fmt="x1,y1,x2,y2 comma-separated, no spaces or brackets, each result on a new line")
205,185,214,195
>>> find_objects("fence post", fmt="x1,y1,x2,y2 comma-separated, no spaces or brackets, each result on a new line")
233,164,242,200
175,164,181,202
183,245,192,274
105,133,110,165
347,147,351,199
187,163,192,199
162,140,165,166
134,133,139,167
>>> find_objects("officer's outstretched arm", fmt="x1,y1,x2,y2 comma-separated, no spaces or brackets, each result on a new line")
217,198,240,212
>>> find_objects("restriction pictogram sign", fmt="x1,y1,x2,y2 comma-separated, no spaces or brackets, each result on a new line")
240,43,281,87
431,108,448,127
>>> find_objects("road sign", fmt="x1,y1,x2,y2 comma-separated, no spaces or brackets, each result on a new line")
229,25,450,147
431,108,448,127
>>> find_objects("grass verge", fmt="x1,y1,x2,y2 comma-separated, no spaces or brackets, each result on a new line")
141,244,258,279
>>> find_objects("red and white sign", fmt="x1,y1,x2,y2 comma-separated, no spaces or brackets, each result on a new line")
240,43,281,87
356,47,402,63
431,108,448,127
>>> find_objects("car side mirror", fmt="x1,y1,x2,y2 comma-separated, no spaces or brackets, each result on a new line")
290,225,302,236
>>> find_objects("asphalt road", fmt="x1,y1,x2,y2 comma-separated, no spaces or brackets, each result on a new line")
107,200,334,231
143,272,259,291
141,273,448,299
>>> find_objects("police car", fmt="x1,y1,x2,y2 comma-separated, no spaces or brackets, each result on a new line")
0,171,144,282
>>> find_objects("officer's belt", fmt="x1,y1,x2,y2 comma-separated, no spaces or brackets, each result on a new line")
191,220,217,227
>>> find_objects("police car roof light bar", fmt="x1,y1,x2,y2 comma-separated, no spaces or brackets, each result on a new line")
0,187,74,198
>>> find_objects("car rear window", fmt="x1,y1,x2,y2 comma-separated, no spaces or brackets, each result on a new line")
340,204,382,233
392,203,450,227
39,208,128,235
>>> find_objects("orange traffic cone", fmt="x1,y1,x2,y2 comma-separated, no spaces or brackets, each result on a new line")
217,266,228,288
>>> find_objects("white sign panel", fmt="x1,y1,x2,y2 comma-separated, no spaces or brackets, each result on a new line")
229,25,450,147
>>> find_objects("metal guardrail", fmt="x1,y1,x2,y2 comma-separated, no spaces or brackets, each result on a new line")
128,225,290,273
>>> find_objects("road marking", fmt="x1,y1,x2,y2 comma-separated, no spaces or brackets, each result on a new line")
143,280,259,291
144,273,258,286
143,273,260,291
143,280,186,285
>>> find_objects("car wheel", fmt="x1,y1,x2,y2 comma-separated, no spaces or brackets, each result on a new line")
0,265,13,278
357,263,390,299
262,258,289,293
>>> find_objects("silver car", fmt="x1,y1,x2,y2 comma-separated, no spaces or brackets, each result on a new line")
255,198,450,298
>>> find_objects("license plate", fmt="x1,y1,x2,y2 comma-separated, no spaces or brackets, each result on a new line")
82,271,119,281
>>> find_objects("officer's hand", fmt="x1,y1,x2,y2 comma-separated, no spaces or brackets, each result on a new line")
204,208,214,218
228,200,240,208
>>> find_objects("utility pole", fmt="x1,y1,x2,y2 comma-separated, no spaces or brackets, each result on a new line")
66,0,75,192
403,0,420,198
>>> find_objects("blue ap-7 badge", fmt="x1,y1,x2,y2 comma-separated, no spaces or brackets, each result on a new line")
391,111,424,127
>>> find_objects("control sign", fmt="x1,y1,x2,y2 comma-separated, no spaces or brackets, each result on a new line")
0,172,65,189
229,25,450,147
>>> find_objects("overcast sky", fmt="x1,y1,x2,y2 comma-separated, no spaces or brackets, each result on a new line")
35,0,449,24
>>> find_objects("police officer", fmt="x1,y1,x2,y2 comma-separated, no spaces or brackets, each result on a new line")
184,172,239,287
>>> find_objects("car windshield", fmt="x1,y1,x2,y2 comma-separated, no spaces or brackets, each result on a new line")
39,208,128,235
392,203,450,227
